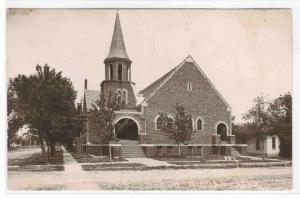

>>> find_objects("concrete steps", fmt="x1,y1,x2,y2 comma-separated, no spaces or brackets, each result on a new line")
119,140,146,158
231,147,242,157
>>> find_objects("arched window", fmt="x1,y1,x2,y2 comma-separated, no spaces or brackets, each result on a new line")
156,117,163,130
127,66,130,81
217,122,227,141
109,64,113,80
118,64,122,80
197,118,203,130
187,81,192,91
117,90,122,101
122,90,127,104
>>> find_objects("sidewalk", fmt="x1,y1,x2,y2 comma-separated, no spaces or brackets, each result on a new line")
62,147,99,190
126,158,173,167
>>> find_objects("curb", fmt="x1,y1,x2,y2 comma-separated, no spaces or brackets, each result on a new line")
81,161,292,171
8,165,65,172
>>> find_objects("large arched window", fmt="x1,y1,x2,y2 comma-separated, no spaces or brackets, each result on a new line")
217,122,227,141
109,64,113,80
196,118,203,131
156,117,163,130
122,90,127,104
118,64,122,80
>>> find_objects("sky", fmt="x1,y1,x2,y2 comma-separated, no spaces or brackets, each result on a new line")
7,9,292,123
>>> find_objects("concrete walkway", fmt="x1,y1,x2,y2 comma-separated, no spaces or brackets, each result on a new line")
126,157,173,166
62,147,99,190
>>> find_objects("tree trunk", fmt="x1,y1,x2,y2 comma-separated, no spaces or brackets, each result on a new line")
201,146,204,161
109,144,112,163
40,139,47,160
262,139,265,160
100,145,103,157
50,141,55,156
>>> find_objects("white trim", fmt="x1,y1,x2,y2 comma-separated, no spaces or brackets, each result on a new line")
195,116,204,131
215,121,229,136
114,110,142,115
113,115,142,135
141,55,231,110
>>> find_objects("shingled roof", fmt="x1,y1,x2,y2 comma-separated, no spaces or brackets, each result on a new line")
138,67,176,99
84,89,100,110
106,13,130,60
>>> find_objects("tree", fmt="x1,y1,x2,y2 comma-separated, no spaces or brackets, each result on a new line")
11,64,78,157
7,81,24,148
159,104,194,157
89,92,124,162
268,92,292,157
243,95,272,159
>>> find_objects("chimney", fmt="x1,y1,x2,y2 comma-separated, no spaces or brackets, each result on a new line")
84,79,87,89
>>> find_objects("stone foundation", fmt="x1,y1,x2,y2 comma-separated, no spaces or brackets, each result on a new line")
142,145,212,158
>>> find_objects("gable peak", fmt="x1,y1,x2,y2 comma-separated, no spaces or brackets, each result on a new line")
184,55,196,63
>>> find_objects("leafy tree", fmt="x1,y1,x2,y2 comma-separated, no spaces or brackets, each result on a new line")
11,64,78,157
7,81,24,148
159,104,194,157
89,92,124,162
242,95,272,159
268,92,292,157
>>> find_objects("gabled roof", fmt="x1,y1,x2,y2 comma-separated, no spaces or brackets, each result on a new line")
106,13,130,60
138,55,231,110
84,89,100,110
138,67,176,98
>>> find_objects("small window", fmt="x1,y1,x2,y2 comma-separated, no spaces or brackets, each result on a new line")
117,90,122,100
109,64,113,80
272,137,276,149
156,117,163,130
197,118,203,130
122,90,127,104
187,81,192,91
256,134,260,150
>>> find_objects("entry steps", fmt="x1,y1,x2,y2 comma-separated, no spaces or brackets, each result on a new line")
119,139,146,158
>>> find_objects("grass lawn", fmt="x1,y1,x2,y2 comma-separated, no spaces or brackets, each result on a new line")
8,149,64,166
71,152,126,163
82,163,145,171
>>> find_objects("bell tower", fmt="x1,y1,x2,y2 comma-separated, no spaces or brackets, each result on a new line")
101,12,137,108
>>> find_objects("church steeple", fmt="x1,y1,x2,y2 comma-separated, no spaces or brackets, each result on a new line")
104,12,132,82
101,12,137,108
105,13,131,63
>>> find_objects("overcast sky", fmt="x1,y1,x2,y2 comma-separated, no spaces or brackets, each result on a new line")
7,9,292,123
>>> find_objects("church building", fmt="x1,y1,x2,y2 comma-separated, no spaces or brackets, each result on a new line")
79,13,243,158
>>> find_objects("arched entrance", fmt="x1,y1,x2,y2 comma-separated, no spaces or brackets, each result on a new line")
115,118,139,140
217,122,227,141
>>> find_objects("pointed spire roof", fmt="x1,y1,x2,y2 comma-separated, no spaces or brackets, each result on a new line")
106,13,130,61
